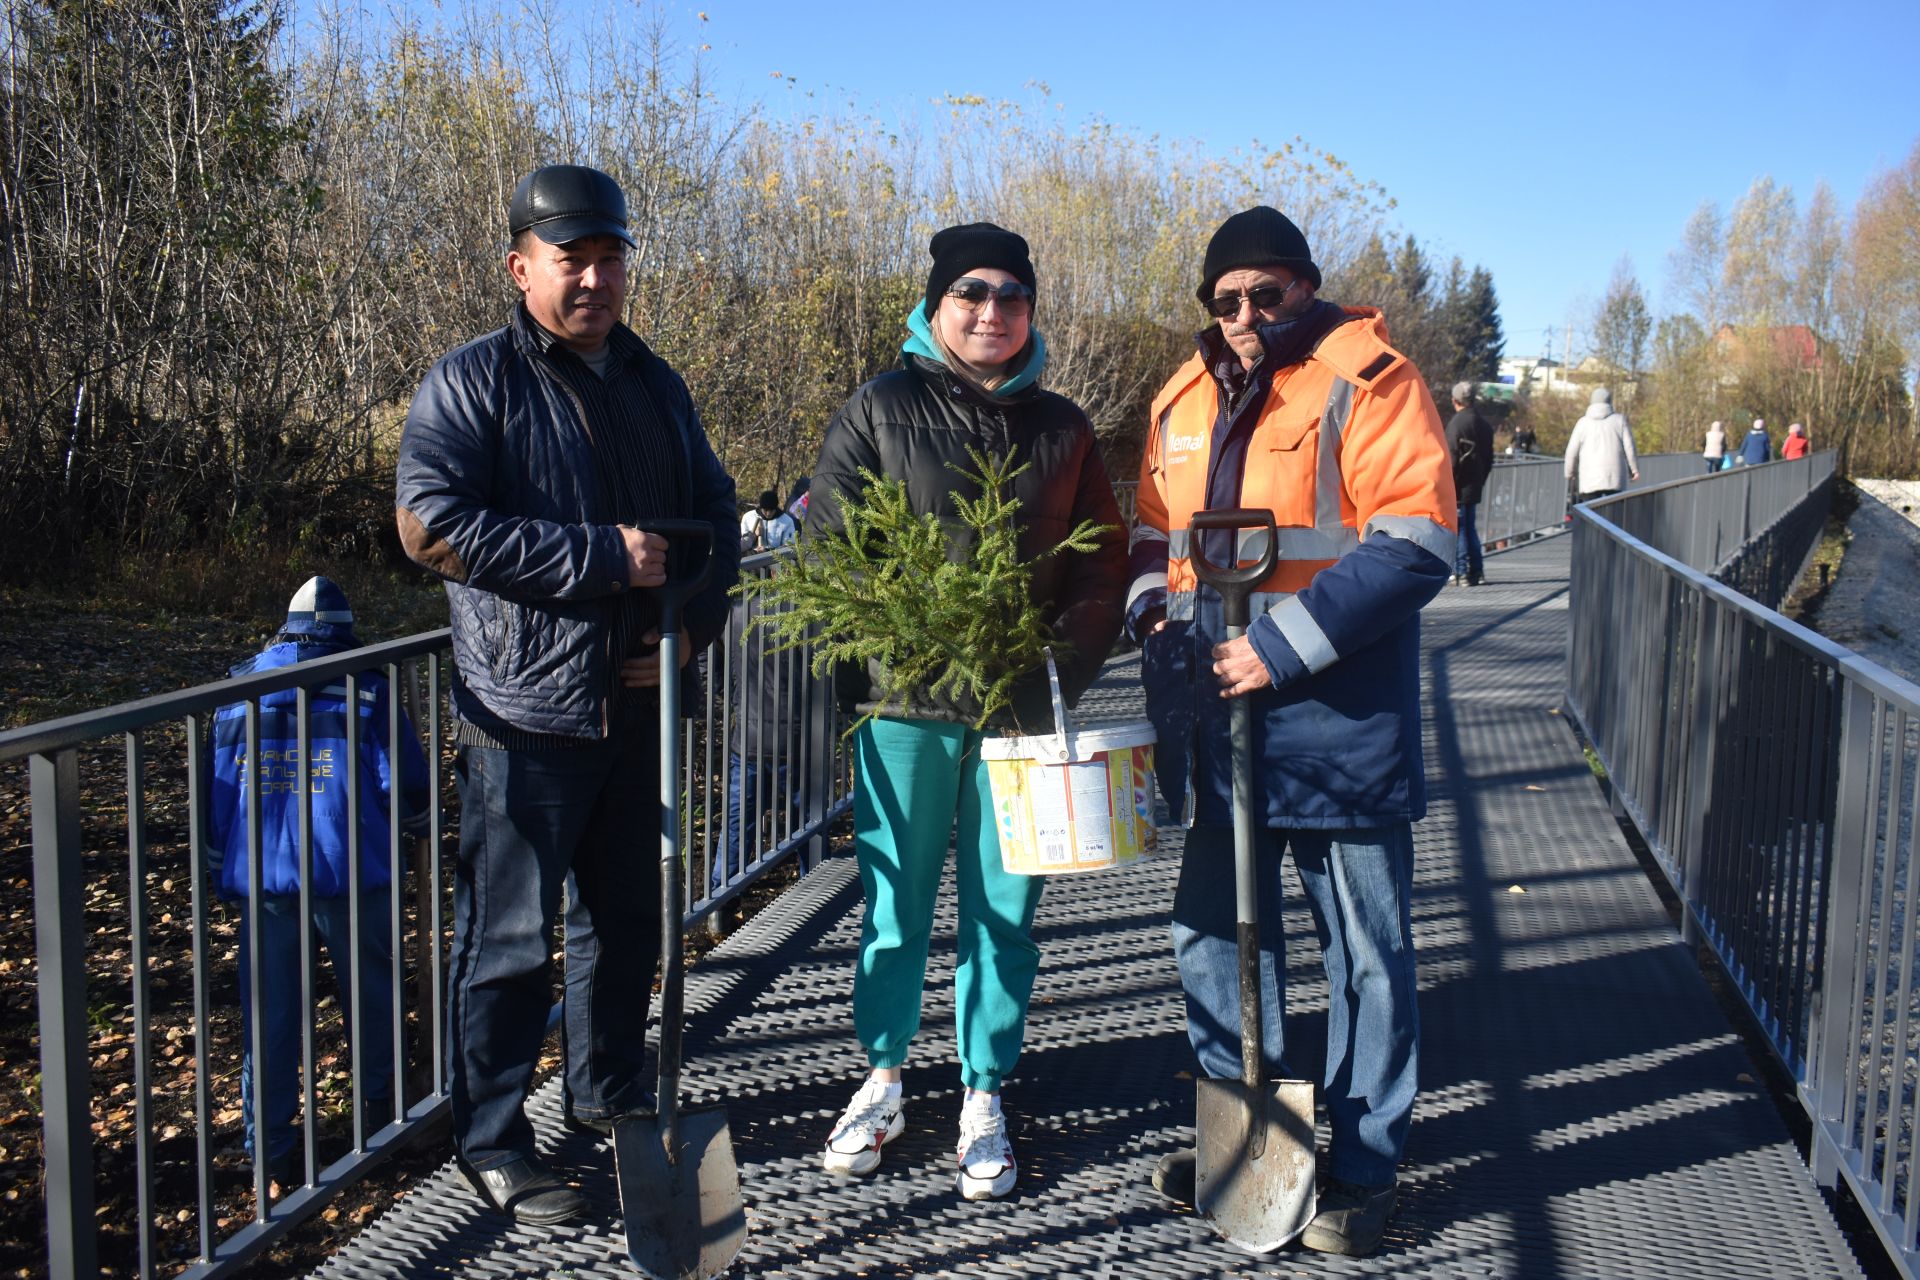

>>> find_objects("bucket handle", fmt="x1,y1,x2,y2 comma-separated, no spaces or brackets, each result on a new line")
1041,646,1073,762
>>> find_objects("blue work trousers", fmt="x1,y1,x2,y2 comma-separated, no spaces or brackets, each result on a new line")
448,726,662,1170
1172,823,1419,1187
238,889,395,1163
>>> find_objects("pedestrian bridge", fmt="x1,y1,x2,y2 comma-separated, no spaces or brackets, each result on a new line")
315,459,1875,1278
8,452,1909,1278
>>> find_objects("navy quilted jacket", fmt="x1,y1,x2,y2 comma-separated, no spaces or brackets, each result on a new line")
394,309,739,738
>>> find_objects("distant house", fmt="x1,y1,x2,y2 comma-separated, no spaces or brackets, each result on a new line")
1712,324,1825,373
1497,356,1579,395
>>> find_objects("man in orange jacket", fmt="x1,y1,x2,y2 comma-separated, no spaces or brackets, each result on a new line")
1130,207,1455,1257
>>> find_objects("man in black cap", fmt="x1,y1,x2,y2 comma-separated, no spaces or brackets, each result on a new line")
395,164,738,1224
1127,207,1455,1256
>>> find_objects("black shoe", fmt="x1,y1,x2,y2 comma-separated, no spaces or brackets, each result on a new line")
1300,1176,1397,1256
1467,574,1485,586
1152,1148,1195,1207
459,1154,587,1226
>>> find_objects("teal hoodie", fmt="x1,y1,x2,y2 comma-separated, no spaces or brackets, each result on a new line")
902,302,1048,397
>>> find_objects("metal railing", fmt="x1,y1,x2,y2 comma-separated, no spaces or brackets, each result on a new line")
0,548,850,1280
1565,452,1920,1277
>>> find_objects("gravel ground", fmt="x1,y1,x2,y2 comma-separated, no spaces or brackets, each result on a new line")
1808,479,1920,688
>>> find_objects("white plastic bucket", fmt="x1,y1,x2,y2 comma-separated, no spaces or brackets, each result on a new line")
981,718,1158,876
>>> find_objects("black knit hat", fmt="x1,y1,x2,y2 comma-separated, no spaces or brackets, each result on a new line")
923,222,1036,318
1196,206,1321,302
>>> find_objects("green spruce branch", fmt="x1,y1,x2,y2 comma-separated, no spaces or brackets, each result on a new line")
737,446,1112,732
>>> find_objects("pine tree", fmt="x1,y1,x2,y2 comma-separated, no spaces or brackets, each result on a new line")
738,448,1115,732
1463,267,1505,380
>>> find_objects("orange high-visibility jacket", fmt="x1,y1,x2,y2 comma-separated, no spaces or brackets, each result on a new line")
1129,308,1457,828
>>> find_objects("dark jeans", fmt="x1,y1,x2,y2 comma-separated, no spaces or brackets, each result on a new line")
1172,823,1419,1187
449,725,662,1169
1454,502,1482,581
1576,489,1620,504
238,889,394,1162
711,751,794,892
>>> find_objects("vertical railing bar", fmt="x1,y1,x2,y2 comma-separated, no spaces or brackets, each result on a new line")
1761,627,1793,1036
428,653,446,1095
1803,662,1839,1065
1714,605,1747,946
1866,706,1907,1205
1883,712,1920,1215
1730,622,1763,991
296,687,317,1189
388,661,406,1134
715,602,732,899
243,700,269,1220
345,671,365,1152
1846,696,1891,1154
1778,647,1817,1063
126,732,156,1280
31,746,96,1280
185,714,216,1260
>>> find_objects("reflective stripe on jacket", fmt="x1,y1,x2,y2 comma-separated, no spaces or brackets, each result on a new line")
1129,307,1454,829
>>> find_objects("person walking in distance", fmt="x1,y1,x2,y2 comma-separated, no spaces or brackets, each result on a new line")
1445,381,1495,585
1564,387,1640,503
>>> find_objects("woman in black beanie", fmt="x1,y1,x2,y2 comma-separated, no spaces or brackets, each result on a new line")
805,222,1128,1201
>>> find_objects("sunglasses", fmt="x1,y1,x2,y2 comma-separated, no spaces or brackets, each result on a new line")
1203,279,1295,319
945,277,1035,316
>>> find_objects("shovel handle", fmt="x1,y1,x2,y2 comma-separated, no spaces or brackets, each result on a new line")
646,520,714,1159
1186,508,1277,1091
1186,508,1279,631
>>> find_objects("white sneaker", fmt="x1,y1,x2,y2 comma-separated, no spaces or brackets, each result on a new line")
955,1094,1016,1200
823,1079,905,1177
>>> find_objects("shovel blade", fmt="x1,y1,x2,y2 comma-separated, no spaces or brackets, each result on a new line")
1194,1077,1316,1254
613,1107,746,1280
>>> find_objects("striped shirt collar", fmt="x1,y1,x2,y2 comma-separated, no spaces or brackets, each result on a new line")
514,303,647,373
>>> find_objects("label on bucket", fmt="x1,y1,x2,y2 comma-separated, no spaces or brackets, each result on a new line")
988,734,1157,876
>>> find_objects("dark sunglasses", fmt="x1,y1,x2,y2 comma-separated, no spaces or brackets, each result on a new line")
945,277,1035,315
1203,279,1295,319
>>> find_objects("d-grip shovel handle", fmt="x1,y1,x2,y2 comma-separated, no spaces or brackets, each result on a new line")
641,519,713,1161
1185,507,1276,1094
636,518,715,635
1186,508,1279,633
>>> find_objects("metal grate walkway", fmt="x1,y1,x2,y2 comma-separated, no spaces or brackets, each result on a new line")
315,534,1866,1278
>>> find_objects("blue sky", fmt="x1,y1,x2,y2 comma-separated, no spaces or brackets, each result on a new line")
671,0,1917,362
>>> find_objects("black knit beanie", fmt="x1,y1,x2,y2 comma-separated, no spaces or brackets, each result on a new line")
924,222,1036,317
1196,206,1321,302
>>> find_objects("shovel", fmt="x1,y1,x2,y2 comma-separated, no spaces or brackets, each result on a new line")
613,519,747,1280
1186,508,1317,1253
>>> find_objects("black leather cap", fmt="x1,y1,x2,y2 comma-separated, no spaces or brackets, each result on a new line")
509,164,636,247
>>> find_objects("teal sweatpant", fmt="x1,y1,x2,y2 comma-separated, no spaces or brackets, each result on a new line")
852,716,1046,1092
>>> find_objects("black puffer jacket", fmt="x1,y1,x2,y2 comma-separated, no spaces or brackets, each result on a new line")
806,354,1128,731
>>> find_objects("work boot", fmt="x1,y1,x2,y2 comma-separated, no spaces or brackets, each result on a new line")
1151,1147,1195,1206
1300,1176,1397,1256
